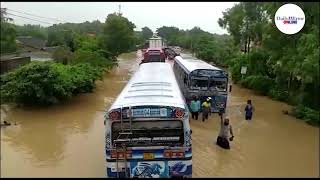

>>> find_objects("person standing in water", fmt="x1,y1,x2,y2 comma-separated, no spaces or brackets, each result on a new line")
216,112,234,149
245,100,254,120
190,96,201,120
201,97,211,122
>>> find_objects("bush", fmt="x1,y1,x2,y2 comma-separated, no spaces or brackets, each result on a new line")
52,46,73,65
240,75,275,95
267,88,289,102
1,61,110,106
292,105,320,126
1,62,67,105
70,49,113,68
229,55,249,83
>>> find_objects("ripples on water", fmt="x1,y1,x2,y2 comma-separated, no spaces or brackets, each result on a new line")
1,51,319,178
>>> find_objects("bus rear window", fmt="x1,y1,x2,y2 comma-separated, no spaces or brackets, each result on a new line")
190,78,208,89
111,120,184,147
209,80,227,91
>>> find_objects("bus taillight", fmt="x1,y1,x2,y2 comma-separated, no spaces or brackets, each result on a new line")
164,150,184,158
164,151,171,157
111,151,117,158
174,108,184,119
111,150,132,159
177,152,185,157
126,151,132,158
109,110,120,120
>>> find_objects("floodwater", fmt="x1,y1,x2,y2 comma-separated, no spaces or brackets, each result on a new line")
1,51,319,178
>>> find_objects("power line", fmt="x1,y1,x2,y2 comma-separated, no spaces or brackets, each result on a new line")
6,8,67,23
6,12,53,25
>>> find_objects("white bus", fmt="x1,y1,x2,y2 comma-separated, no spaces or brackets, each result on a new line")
173,56,229,113
104,62,192,178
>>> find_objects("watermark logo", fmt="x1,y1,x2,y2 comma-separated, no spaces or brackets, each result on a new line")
275,4,305,35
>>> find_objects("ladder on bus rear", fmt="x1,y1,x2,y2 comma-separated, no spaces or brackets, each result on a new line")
114,106,133,178
115,144,129,178
115,106,133,141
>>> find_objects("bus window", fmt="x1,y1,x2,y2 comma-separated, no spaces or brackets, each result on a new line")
210,80,227,91
190,78,208,90
111,120,184,147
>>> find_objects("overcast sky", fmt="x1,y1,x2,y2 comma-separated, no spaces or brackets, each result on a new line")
1,2,237,35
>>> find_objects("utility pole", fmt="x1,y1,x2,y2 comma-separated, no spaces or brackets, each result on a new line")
118,4,122,16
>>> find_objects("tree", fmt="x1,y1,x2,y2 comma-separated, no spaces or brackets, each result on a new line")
100,13,136,57
141,26,153,40
156,26,181,45
0,8,16,53
52,46,73,65
15,24,48,40
47,25,65,46
218,3,267,54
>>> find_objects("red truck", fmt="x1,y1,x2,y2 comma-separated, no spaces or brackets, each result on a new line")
140,48,166,64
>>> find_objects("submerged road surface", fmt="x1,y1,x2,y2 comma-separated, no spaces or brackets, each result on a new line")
1,51,319,177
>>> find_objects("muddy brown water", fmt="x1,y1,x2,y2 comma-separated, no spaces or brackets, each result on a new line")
1,51,319,177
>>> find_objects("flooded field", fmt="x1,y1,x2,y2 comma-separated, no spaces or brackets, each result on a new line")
1,51,319,177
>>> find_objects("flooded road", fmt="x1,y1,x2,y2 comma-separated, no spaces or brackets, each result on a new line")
1,51,319,177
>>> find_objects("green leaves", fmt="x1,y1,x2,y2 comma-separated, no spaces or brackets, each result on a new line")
141,27,153,40
0,60,110,106
100,13,136,57
0,21,17,53
221,2,320,124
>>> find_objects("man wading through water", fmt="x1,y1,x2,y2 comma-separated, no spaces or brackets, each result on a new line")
245,100,254,120
216,111,234,149
190,96,201,120
201,97,211,122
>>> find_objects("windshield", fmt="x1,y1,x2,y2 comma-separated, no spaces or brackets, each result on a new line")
111,120,184,147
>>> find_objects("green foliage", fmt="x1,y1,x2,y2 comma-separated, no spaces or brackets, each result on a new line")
267,88,289,102
141,27,153,40
155,25,238,67
1,62,67,105
15,24,47,40
0,22,17,53
1,9,17,53
156,26,181,45
47,24,65,46
46,20,104,47
239,75,274,95
0,59,110,106
71,49,114,69
218,2,267,53
52,46,73,65
100,13,136,57
292,105,320,126
220,2,319,125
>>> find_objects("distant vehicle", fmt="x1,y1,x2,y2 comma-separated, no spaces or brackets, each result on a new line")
163,48,176,60
149,36,164,49
105,62,192,178
141,48,165,64
173,56,229,113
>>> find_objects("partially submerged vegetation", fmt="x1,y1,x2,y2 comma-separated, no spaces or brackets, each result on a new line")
0,3,318,125
155,2,319,126
0,11,139,106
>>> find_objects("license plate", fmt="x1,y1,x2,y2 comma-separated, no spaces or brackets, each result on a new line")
143,153,154,159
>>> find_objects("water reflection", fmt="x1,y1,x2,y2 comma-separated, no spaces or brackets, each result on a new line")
1,51,318,177
1,52,138,177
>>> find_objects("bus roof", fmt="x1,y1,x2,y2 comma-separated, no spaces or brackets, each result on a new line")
108,62,186,111
174,56,223,74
